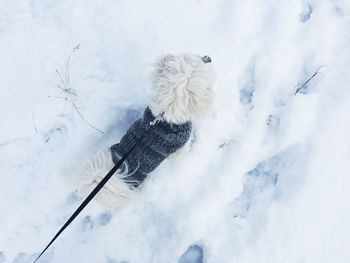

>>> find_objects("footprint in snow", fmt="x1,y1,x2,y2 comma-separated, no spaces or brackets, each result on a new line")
81,212,112,231
179,245,203,263
232,144,302,218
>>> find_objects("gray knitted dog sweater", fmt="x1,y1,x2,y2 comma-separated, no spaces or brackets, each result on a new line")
110,107,192,187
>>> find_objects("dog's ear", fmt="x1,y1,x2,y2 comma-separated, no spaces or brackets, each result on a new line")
156,54,176,73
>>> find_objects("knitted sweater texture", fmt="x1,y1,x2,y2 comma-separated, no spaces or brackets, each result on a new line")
110,107,192,187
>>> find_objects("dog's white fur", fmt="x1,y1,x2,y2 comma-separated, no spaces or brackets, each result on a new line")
78,148,137,208
77,53,214,207
150,53,215,124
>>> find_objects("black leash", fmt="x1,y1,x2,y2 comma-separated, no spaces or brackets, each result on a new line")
34,114,163,263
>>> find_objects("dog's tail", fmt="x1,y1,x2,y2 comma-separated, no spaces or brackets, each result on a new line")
77,148,137,208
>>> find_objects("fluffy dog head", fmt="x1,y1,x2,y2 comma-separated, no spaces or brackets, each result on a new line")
149,53,215,124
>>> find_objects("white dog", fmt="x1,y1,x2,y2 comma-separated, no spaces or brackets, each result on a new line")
78,53,214,207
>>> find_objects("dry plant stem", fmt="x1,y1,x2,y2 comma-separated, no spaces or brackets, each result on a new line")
56,45,80,94
295,65,327,95
72,103,104,134
54,44,104,134
65,45,80,86
32,110,38,132
33,45,102,134
48,96,68,100
56,69,65,87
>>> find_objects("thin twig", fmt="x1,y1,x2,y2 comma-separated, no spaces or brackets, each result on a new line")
32,110,38,132
65,44,80,86
48,95,68,100
295,65,327,95
56,44,80,92
56,69,65,86
52,45,103,135
72,103,104,134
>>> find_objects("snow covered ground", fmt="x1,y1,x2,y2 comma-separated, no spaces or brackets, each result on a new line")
1,0,350,262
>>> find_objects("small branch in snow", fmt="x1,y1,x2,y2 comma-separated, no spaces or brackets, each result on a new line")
56,69,65,87
32,110,38,132
294,65,327,95
55,44,80,96
72,103,104,134
65,44,80,86
48,95,68,100
51,44,103,134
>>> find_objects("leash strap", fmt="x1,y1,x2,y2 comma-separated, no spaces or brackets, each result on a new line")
34,113,163,263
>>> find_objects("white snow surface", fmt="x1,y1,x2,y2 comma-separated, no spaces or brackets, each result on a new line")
1,0,350,262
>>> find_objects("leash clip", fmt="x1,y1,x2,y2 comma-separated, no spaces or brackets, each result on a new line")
150,113,164,126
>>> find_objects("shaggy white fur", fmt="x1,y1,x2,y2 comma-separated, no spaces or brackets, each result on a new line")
78,148,137,208
149,53,215,124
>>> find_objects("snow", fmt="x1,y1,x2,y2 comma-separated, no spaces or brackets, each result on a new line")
1,0,350,262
